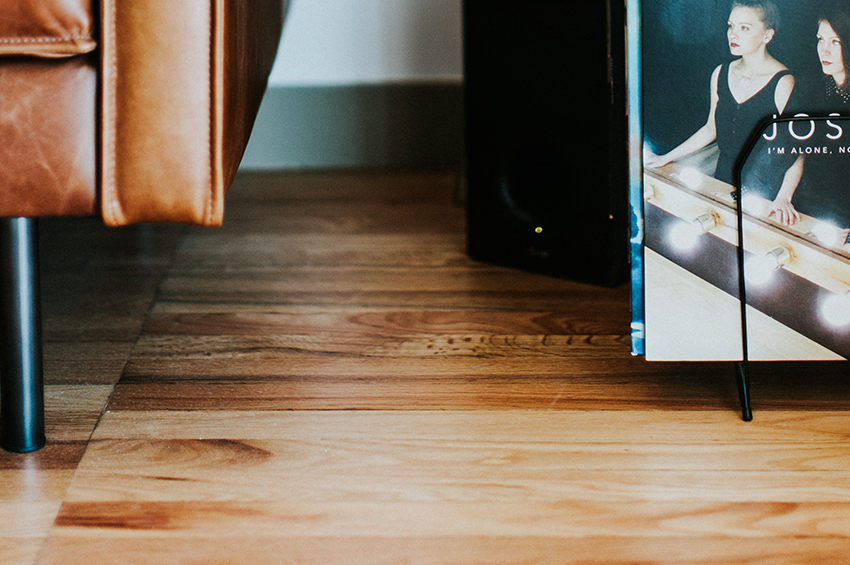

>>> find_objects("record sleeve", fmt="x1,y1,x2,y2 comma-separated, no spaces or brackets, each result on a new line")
630,0,850,361
628,0,645,356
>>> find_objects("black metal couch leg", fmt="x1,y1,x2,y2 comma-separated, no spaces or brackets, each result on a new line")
0,218,46,453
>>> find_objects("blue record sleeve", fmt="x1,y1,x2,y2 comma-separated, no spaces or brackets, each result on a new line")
627,0,644,356
630,0,850,361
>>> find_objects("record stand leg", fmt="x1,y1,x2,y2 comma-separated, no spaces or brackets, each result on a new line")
735,361,753,422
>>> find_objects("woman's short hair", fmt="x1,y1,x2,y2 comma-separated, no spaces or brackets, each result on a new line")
731,0,780,31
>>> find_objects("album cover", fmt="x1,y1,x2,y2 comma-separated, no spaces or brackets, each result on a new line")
631,0,850,360
629,0,645,356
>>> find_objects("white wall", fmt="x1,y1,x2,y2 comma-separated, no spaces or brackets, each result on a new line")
269,0,463,86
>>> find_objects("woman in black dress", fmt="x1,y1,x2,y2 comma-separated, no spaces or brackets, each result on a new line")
646,1,795,188
807,11,850,110
760,9,850,231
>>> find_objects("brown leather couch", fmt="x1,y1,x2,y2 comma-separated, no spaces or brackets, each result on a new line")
0,0,286,452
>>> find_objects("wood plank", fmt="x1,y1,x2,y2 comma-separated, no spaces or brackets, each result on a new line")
38,218,183,272
0,442,87,472
61,438,850,474
34,536,850,565
214,171,463,234
40,270,163,342
155,266,616,299
55,441,850,504
42,342,137,386
41,409,850,565
43,385,115,443
0,389,114,558
87,410,850,444
153,288,629,314
0,539,47,565
125,333,633,362
109,332,850,411
212,202,465,234
171,233,471,268
105,381,745,412
141,305,631,337
0,479,70,505
38,217,183,344
48,499,850,537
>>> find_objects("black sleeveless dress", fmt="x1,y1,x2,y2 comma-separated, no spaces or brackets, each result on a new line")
783,76,850,227
714,63,791,185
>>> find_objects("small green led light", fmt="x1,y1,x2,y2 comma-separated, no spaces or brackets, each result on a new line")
535,227,543,234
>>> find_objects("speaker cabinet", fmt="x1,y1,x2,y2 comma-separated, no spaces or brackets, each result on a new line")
463,0,629,287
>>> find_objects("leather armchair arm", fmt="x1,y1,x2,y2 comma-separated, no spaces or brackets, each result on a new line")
101,0,285,226
0,0,284,225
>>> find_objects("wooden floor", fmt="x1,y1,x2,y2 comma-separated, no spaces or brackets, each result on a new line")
4,170,850,564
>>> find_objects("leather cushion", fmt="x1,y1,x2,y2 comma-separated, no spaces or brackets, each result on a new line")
0,56,97,217
0,0,96,57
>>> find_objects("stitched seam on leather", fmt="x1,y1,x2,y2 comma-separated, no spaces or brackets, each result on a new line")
207,0,216,226
103,0,121,225
0,37,93,43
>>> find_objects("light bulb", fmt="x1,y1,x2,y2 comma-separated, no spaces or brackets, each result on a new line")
668,213,718,251
809,222,843,247
677,168,703,190
670,221,701,251
744,247,790,286
821,292,850,327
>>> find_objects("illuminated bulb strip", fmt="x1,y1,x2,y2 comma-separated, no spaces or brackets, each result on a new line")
745,246,791,286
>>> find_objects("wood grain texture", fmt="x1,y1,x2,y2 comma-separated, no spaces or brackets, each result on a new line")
42,409,850,562
0,540,50,565
33,537,850,565
0,218,182,565
5,171,850,564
